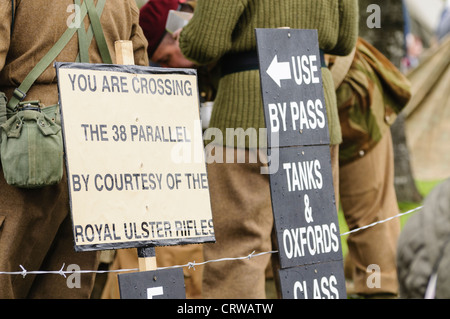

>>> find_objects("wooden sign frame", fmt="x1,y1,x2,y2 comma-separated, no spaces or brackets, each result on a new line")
55,61,215,252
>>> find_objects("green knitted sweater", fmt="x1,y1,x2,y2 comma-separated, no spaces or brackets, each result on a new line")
180,0,359,148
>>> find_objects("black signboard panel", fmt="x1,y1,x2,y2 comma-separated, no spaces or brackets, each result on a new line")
256,28,346,299
279,261,347,299
118,268,186,299
270,145,342,269
256,28,330,148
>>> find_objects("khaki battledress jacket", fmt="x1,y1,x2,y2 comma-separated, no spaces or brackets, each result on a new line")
179,0,359,148
0,0,148,298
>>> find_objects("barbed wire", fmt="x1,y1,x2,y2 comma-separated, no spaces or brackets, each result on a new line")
0,205,422,277
339,205,423,236
1,264,140,278
159,250,278,271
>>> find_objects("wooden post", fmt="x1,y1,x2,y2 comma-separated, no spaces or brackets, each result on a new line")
137,246,157,271
115,40,135,65
114,40,157,272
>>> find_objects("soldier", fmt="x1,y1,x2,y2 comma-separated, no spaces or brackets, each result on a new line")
329,37,411,298
178,0,359,298
0,0,148,298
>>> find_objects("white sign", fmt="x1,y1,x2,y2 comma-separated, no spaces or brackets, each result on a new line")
56,63,214,251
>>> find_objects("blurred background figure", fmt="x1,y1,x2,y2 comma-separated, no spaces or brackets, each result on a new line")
436,0,450,41
400,0,450,186
140,0,217,126
402,0,448,70
140,0,195,68
397,178,450,299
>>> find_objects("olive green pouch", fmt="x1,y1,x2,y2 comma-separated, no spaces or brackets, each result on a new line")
0,102,63,188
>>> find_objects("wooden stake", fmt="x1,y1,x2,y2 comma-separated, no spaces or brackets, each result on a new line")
115,40,135,65
137,246,157,272
114,40,157,272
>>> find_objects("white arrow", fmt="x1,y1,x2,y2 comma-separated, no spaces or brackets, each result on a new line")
266,55,291,87
147,286,164,299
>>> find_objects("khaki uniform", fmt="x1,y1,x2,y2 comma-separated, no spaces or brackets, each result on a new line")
179,0,358,298
330,38,411,296
0,0,148,298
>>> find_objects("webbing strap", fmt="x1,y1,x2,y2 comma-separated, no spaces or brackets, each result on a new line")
75,0,107,63
85,0,112,64
6,4,89,111
75,0,89,63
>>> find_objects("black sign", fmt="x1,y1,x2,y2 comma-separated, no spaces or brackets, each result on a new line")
118,268,186,299
256,28,346,299
278,261,346,299
256,28,329,148
270,145,342,269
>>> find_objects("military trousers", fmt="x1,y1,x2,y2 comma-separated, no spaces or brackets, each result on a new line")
0,165,99,298
340,131,400,296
